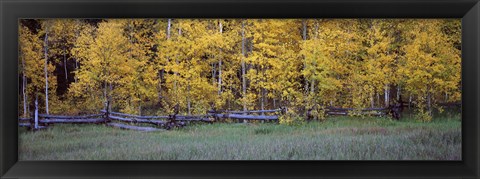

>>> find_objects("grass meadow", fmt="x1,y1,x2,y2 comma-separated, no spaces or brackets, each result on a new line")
19,114,461,160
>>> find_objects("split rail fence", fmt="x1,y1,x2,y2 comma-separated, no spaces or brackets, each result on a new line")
18,106,284,131
18,102,443,131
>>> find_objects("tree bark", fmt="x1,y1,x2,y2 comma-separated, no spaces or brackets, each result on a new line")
34,96,38,129
167,19,171,39
74,20,80,83
109,82,112,112
25,75,29,116
371,93,375,108
302,20,308,93
427,90,432,115
218,20,223,95
104,80,107,110
409,95,412,109
174,25,181,95
187,80,191,115
74,59,78,83
43,27,49,114
310,21,319,95
261,86,265,116
377,92,380,107
212,63,217,85
241,20,247,112
397,86,401,101
384,84,389,106
64,47,68,80
261,54,266,116
159,19,172,104
22,55,28,117
273,98,276,109
158,69,163,103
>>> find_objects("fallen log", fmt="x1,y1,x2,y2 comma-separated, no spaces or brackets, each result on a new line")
101,110,169,119
106,122,164,132
325,107,354,111
326,107,387,111
175,117,213,122
209,109,282,114
108,115,166,125
176,115,209,119
361,107,388,111
19,123,31,127
209,113,278,120
105,111,214,123
39,118,106,124
326,112,348,116
228,109,281,114
175,115,212,122
39,113,104,119
326,111,386,116
19,118,31,122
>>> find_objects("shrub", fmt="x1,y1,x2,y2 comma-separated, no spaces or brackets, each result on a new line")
279,109,304,125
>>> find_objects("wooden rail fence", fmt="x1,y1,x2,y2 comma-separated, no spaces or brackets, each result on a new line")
16,107,388,131
324,107,388,116
207,108,282,121
18,106,283,131
20,102,458,131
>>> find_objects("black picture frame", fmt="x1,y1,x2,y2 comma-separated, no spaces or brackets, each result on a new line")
1,0,479,178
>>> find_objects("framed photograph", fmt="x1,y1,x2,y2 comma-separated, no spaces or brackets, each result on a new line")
1,0,479,178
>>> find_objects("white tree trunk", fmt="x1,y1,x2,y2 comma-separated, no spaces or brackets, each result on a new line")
104,80,107,110
109,82,112,112
384,84,389,106
167,19,171,39
74,20,79,83
241,20,247,112
159,19,172,103
44,27,49,114
377,92,380,107
310,21,319,95
396,86,401,101
187,81,191,115
218,21,223,95
34,96,38,129
409,95,412,109
260,88,265,114
261,56,266,116
74,58,78,83
22,55,28,117
302,20,308,93
174,26,181,94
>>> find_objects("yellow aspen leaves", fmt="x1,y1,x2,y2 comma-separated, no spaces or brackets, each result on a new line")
19,19,461,121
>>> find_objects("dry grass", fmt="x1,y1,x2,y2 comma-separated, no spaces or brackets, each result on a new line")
19,115,461,160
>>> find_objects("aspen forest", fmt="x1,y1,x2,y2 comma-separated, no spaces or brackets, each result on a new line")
19,19,461,122
18,19,462,160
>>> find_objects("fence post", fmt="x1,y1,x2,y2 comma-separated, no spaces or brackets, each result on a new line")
104,100,110,122
34,96,38,130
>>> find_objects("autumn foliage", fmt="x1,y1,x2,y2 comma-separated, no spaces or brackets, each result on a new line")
19,19,461,122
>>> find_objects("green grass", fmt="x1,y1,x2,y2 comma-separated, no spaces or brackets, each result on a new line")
18,115,461,160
